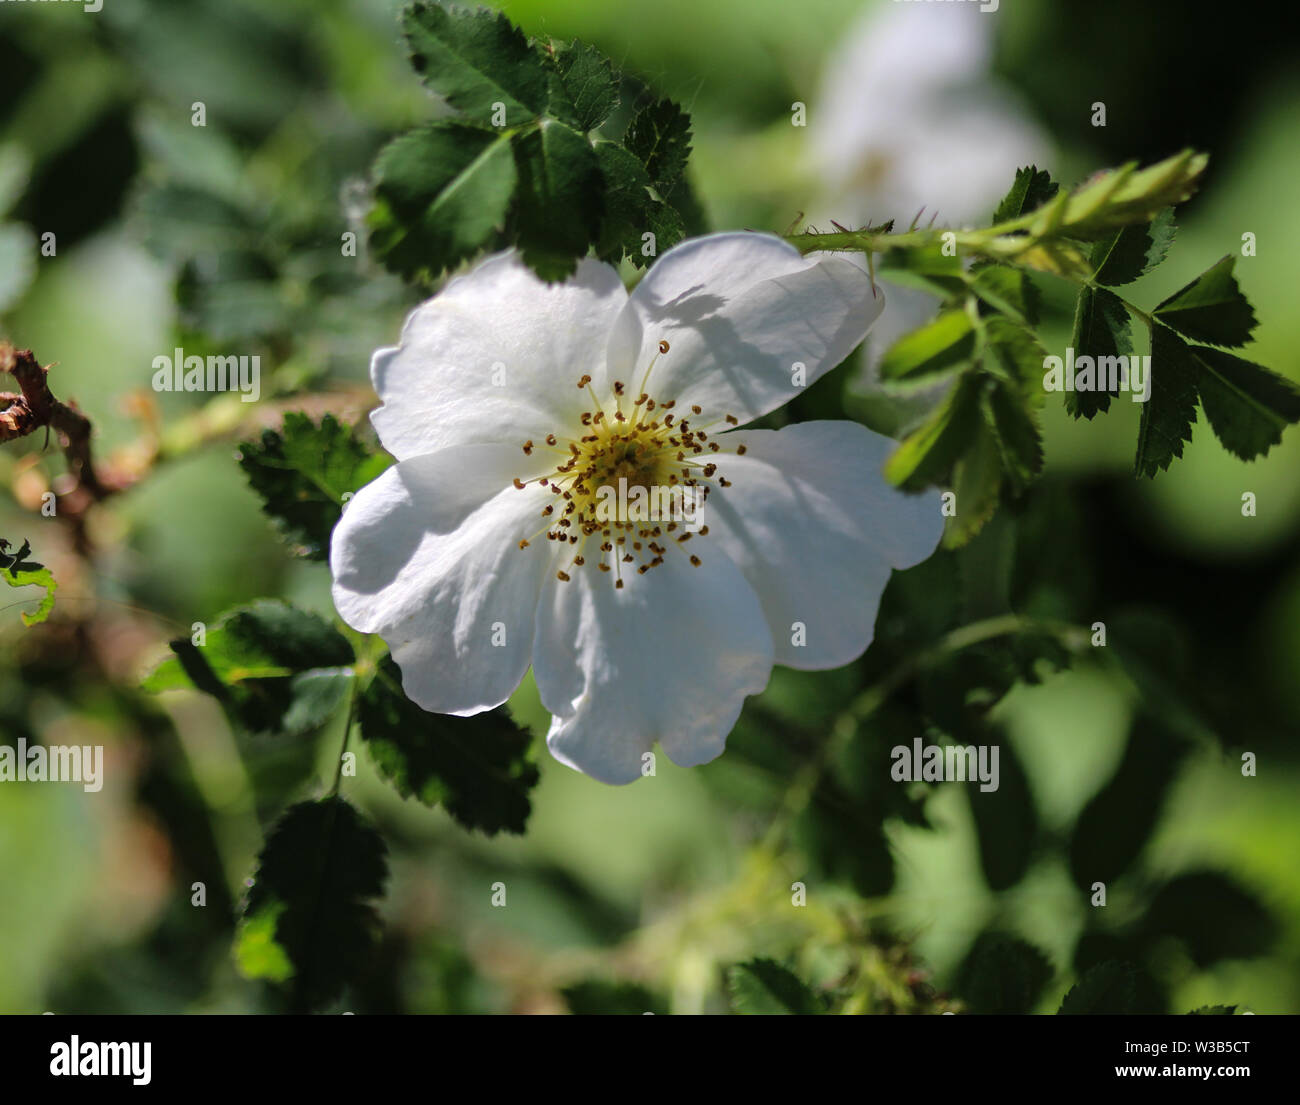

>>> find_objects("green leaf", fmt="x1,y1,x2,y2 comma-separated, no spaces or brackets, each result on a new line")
1066,284,1134,418
944,417,1003,549
1056,150,1207,240
981,379,1043,493
1010,238,1093,280
0,539,57,627
981,314,1048,404
592,141,685,268
1188,1005,1237,1015
1090,206,1176,286
878,309,977,391
624,98,692,196
1068,713,1188,888
1140,871,1276,968
369,122,517,282
1058,961,1142,1015
1135,324,1199,478
992,166,1059,224
955,932,1053,1014
876,245,965,298
970,264,1040,326
884,372,984,491
142,600,355,737
511,118,603,281
237,797,388,1012
357,657,539,835
725,959,824,1015
402,1,549,122
967,730,1039,891
1191,345,1300,460
238,412,393,561
1153,255,1257,347
547,40,619,132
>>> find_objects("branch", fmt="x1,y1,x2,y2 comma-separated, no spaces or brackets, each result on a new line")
0,340,122,502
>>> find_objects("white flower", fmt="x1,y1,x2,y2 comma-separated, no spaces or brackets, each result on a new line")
330,232,942,784
810,0,1050,231
809,1,1052,396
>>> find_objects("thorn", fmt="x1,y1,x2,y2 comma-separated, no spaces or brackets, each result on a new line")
830,219,850,233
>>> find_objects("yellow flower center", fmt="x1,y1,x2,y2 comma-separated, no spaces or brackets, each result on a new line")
512,342,746,588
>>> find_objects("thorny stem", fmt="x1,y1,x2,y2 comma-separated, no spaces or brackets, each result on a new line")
784,209,1039,261
1,338,375,559
0,342,122,504
782,148,1207,295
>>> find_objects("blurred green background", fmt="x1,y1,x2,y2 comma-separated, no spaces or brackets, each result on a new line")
1,0,1298,1013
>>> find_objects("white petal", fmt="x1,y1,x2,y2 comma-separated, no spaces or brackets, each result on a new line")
705,421,944,669
330,443,555,714
603,232,882,425
532,549,773,784
809,2,1050,228
812,2,996,189
371,252,627,460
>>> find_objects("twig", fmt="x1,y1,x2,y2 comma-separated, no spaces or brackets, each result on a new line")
0,341,122,502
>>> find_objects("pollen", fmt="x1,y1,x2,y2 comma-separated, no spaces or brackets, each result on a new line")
514,341,744,588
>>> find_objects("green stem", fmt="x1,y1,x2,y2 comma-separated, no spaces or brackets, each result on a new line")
330,667,363,797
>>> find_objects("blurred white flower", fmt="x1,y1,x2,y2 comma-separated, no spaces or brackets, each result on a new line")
811,0,1049,228
809,1,1052,393
331,232,942,784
